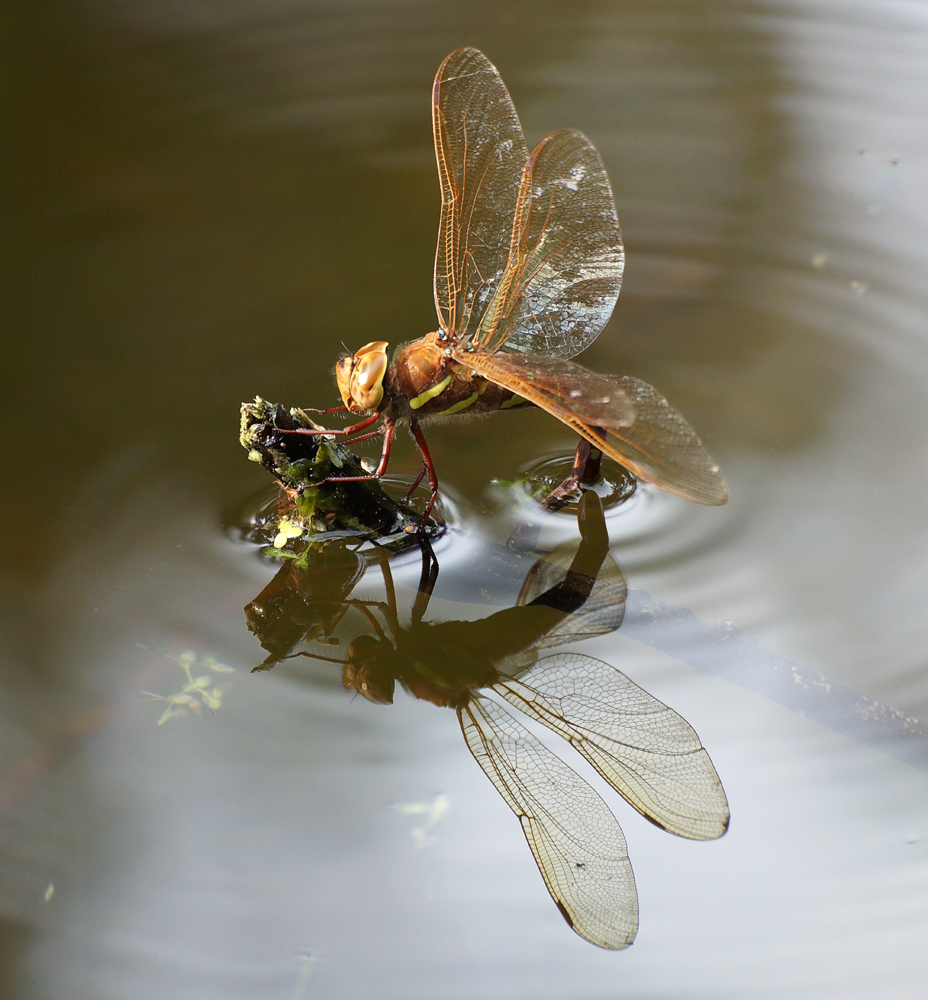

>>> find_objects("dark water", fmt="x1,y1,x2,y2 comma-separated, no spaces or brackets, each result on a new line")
3,1,928,997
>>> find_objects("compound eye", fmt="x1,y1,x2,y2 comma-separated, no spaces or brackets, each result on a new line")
349,341,389,411
343,635,394,704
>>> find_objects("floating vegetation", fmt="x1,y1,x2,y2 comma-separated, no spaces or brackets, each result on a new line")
240,396,442,543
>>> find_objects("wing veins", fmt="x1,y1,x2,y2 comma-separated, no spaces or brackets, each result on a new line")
492,654,730,841
458,695,638,949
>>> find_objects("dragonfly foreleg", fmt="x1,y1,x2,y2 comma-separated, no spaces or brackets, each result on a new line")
302,419,397,489
300,405,348,416
276,411,381,438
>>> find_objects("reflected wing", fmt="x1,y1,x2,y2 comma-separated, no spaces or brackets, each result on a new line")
459,695,638,949
454,351,635,428
432,48,528,345
455,354,728,505
494,653,730,840
474,129,624,359
471,493,626,679
517,543,627,648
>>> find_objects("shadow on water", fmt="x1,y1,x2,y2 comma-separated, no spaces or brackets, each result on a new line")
232,457,928,970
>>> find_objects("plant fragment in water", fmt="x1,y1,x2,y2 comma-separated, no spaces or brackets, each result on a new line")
139,645,235,724
273,517,304,549
394,794,451,848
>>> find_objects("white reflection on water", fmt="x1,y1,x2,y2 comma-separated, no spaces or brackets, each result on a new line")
714,0,928,716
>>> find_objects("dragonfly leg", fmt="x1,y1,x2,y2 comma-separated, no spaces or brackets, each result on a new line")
303,419,396,489
342,429,384,446
371,419,396,477
300,404,348,416
409,418,440,528
401,466,427,503
276,411,381,438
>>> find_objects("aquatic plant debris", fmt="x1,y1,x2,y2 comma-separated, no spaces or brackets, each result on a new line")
239,396,442,541
394,794,451,848
139,646,235,725
273,518,304,549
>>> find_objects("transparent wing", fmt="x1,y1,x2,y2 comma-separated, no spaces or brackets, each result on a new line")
474,129,624,359
494,653,730,841
459,695,638,949
432,48,528,344
517,544,627,649
453,350,635,428
586,376,728,505
453,354,728,505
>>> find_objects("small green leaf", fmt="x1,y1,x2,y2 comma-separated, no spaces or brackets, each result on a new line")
203,655,235,674
157,705,189,725
273,517,304,548
183,675,211,693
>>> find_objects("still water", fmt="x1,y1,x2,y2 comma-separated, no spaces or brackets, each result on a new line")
3,1,928,997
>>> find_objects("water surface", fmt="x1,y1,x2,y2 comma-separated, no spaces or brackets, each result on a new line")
2,1,927,997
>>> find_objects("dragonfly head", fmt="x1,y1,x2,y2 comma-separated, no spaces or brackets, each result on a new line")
335,341,389,414
343,633,395,704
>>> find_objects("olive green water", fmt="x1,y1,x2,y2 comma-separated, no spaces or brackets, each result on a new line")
2,1,927,997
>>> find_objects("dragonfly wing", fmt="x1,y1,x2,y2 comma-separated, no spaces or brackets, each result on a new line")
517,544,627,648
589,375,728,505
432,48,528,345
494,653,730,841
454,353,727,505
459,695,638,949
475,129,624,359
454,350,635,428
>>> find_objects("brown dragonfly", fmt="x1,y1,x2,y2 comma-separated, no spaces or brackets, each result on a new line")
290,493,729,949
290,48,728,516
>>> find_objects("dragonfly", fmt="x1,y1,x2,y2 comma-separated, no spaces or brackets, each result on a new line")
288,47,729,517
293,493,730,949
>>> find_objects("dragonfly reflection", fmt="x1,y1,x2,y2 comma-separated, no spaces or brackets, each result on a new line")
264,493,729,949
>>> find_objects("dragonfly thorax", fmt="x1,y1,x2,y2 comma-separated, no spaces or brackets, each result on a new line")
387,332,524,421
388,332,453,406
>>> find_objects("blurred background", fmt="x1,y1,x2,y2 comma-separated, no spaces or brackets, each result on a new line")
2,0,927,997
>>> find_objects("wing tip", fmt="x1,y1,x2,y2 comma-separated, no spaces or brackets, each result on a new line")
436,46,495,83
701,480,730,506
556,900,637,950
